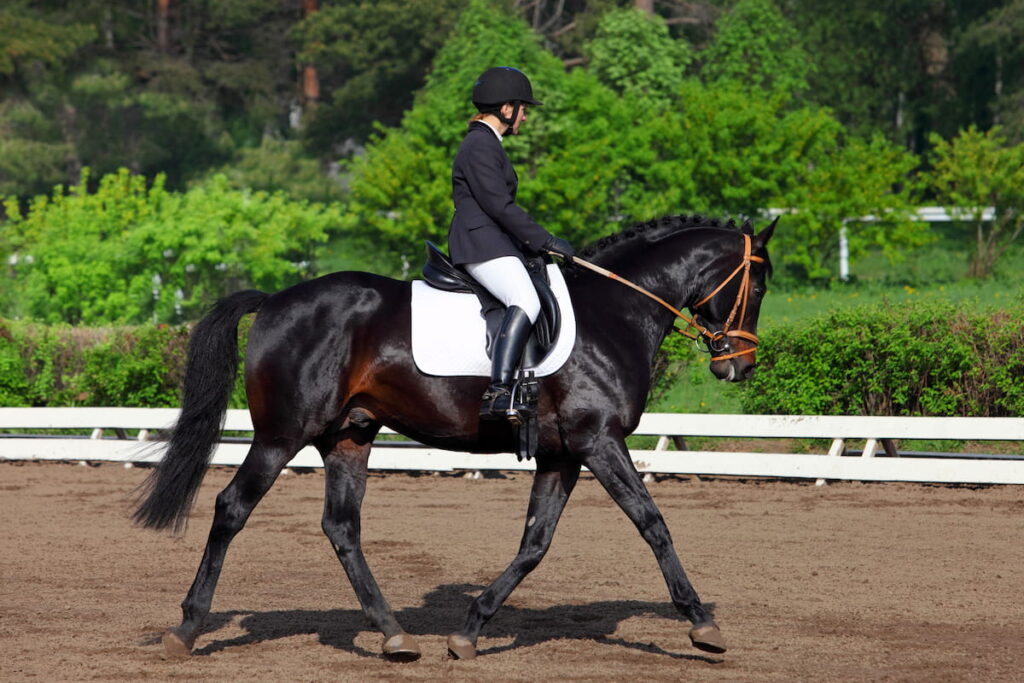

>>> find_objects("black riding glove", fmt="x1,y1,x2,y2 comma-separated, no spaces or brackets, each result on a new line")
543,235,576,260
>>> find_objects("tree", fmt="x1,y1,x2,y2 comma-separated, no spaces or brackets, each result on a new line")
782,0,1009,151
583,7,692,101
0,0,305,198
340,0,926,283
0,4,96,198
293,0,467,149
700,0,810,95
673,79,925,282
781,134,926,281
339,0,568,274
958,0,1024,140
927,126,1024,278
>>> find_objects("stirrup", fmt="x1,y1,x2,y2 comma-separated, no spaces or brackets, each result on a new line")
479,385,513,421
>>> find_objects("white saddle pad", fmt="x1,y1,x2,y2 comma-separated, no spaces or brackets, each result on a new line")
411,264,577,377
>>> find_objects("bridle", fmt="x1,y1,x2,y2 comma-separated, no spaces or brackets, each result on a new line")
559,233,765,362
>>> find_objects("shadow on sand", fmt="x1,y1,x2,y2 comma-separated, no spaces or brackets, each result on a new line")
168,583,720,662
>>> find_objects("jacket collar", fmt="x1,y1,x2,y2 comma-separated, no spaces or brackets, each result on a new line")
470,119,503,142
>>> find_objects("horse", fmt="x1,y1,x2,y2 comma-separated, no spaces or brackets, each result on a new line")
134,213,776,661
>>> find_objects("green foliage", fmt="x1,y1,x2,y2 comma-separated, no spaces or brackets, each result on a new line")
781,134,928,281
199,136,345,203
521,69,698,244
340,0,925,282
0,100,69,198
294,0,466,147
0,0,302,197
741,300,1024,416
953,0,1024,142
583,8,692,101
926,125,1024,277
677,80,925,282
0,4,95,75
2,168,341,324
341,0,567,273
701,0,810,95
0,319,183,407
0,315,251,408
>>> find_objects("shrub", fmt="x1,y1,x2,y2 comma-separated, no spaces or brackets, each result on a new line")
2,168,341,325
0,319,249,408
741,300,1024,416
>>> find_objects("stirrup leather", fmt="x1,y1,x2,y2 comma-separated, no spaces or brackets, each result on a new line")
479,371,539,427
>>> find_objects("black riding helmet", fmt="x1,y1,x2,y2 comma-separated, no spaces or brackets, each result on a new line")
472,67,541,134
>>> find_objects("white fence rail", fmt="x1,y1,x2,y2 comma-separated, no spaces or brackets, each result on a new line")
2,408,1023,485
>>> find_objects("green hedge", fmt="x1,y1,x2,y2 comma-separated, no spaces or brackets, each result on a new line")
5,300,1023,417
0,319,248,408
740,300,1024,416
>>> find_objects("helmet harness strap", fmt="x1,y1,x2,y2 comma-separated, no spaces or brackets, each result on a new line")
497,102,521,135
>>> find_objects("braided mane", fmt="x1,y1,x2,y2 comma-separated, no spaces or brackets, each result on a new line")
579,214,741,260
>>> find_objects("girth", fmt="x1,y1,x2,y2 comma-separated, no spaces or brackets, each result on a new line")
422,242,560,368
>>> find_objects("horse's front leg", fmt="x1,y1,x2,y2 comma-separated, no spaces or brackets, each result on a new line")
582,434,726,654
320,428,421,661
447,459,581,660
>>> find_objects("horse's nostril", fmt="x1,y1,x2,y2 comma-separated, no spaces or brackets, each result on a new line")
741,364,757,380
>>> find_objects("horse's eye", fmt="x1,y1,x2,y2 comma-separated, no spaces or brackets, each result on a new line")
754,287,766,297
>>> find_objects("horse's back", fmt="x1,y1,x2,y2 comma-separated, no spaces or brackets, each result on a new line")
243,271,411,436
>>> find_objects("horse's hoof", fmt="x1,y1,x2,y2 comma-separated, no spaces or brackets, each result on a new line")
161,629,194,658
446,634,477,660
382,633,421,662
689,623,727,654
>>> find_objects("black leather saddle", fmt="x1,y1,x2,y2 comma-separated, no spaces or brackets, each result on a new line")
421,241,561,368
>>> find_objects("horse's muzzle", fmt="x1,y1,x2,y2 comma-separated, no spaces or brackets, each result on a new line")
710,356,756,382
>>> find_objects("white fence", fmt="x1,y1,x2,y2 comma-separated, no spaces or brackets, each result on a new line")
2,408,1023,485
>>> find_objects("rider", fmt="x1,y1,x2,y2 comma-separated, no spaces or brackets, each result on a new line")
448,66,576,421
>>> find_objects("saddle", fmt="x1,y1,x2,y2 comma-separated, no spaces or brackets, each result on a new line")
421,242,561,369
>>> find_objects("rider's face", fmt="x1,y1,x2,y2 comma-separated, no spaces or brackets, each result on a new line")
501,103,528,134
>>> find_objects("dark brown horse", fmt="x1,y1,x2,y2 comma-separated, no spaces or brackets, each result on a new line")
134,214,775,661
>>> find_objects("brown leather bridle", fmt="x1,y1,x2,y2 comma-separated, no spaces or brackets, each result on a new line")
559,233,765,362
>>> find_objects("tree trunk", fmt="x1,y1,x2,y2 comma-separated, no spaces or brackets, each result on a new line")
993,52,1003,125
59,102,81,185
300,0,320,123
157,0,170,53
634,0,655,13
919,4,953,97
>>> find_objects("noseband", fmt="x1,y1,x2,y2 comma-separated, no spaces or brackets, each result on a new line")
558,234,764,362
688,233,764,361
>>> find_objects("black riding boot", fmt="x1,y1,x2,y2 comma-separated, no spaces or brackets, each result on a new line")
480,306,533,421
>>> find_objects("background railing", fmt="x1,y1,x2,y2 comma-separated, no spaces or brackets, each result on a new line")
2,408,1022,485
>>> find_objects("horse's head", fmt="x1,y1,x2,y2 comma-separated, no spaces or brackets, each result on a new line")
690,218,775,382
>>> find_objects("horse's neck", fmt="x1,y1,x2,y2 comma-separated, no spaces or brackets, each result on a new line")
575,234,710,360
595,230,713,310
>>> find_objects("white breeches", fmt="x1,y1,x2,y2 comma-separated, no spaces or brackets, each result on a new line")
464,256,541,323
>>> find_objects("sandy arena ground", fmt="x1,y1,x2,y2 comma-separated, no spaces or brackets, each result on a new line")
1,461,1022,681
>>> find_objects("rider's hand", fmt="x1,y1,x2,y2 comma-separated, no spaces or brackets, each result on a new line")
543,236,576,260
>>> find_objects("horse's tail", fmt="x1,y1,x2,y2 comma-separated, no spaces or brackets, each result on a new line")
133,289,269,532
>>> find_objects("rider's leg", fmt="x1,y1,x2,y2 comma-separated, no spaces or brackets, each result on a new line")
464,257,540,420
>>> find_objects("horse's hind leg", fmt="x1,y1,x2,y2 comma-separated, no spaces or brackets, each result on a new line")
582,435,726,654
320,427,421,661
163,438,299,657
447,459,581,660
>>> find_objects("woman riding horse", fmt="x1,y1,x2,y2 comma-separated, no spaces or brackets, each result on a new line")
449,66,576,421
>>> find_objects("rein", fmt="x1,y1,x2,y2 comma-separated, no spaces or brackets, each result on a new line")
558,234,765,362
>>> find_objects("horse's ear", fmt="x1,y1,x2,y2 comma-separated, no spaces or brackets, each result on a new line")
740,219,754,236
753,216,778,249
